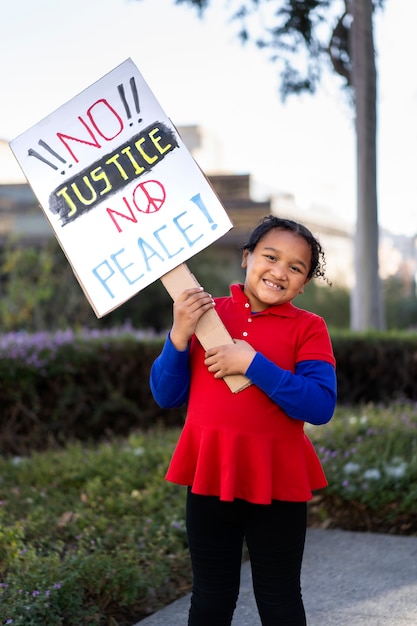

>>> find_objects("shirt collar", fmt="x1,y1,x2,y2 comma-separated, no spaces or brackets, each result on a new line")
230,284,297,318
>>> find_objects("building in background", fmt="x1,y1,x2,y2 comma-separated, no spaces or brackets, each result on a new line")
1,131,415,294
0,138,51,242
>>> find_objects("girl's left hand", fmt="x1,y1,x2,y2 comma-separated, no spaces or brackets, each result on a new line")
204,339,256,378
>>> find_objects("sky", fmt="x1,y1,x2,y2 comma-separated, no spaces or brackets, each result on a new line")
1,0,416,236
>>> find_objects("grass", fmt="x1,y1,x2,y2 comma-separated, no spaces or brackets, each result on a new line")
0,429,190,625
1,403,417,625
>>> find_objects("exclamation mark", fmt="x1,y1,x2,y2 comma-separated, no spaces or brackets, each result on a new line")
118,76,142,126
190,193,218,230
28,139,69,175
130,77,141,122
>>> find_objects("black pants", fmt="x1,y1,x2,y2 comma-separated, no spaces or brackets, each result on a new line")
186,489,307,626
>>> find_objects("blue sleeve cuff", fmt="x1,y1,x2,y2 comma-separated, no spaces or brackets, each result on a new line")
160,333,190,373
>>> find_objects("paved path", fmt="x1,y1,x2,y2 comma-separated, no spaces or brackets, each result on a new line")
137,528,417,625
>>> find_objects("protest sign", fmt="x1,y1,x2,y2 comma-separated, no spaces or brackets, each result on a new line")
10,58,233,318
10,58,250,392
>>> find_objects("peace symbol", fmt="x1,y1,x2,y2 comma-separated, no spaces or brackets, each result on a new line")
132,179,166,214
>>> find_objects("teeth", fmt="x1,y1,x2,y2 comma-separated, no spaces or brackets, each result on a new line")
265,280,282,290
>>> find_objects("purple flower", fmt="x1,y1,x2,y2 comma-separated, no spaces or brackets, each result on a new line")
0,326,156,372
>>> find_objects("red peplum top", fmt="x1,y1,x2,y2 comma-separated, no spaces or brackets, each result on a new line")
164,284,336,504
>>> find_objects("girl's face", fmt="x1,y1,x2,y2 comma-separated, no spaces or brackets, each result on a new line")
241,228,312,312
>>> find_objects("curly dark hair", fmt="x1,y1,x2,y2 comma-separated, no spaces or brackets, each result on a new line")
242,215,330,284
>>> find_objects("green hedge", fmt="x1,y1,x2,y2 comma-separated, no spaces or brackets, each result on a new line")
334,332,417,403
0,331,183,456
1,330,417,456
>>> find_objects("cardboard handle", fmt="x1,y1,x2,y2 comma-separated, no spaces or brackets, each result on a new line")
161,263,251,393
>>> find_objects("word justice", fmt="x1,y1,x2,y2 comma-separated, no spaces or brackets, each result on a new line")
49,123,178,225
92,207,208,299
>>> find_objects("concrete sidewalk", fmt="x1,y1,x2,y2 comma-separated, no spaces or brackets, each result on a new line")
137,528,417,625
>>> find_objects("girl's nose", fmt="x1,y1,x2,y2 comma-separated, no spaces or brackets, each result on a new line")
270,263,287,280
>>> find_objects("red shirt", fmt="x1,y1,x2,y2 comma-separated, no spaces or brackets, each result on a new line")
165,284,336,504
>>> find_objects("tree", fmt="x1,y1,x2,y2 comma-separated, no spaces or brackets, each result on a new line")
136,0,385,330
349,0,385,329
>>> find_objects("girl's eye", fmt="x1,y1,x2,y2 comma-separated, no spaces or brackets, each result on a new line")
290,265,302,273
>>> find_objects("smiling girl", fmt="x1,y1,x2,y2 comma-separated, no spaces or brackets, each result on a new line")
150,215,337,626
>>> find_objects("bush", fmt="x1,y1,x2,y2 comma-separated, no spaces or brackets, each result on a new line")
1,239,416,334
0,404,416,624
0,328,184,456
332,331,417,404
2,328,417,456
308,402,417,534
0,241,239,335
0,430,190,625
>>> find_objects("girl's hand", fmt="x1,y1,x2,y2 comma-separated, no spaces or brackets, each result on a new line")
170,287,215,351
204,339,256,378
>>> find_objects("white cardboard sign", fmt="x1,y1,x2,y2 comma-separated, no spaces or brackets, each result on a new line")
10,58,232,317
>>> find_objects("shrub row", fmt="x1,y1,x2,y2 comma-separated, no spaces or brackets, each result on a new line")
0,330,183,456
1,329,417,456
0,430,191,625
334,331,417,403
1,406,416,624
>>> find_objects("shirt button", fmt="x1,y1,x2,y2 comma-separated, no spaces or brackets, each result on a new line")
244,303,250,308
248,318,252,323
243,331,248,337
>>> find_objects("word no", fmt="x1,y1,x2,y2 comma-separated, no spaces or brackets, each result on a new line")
106,179,166,233
28,78,142,175
49,123,178,225
92,194,217,299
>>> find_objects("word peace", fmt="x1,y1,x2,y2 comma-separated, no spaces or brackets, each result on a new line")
92,194,214,299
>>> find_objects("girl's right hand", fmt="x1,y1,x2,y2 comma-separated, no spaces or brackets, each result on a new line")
170,287,215,351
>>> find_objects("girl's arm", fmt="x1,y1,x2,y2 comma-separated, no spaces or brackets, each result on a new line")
246,353,336,425
150,287,215,408
150,334,190,408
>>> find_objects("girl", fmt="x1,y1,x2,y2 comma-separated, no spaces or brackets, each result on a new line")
150,216,337,626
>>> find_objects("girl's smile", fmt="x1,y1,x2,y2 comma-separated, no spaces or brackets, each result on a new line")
241,228,312,311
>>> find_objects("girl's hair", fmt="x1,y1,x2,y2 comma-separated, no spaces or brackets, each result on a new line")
242,215,330,283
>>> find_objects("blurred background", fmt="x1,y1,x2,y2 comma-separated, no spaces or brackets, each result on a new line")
1,0,416,333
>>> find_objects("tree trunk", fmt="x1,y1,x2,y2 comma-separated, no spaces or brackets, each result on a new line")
350,0,385,330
